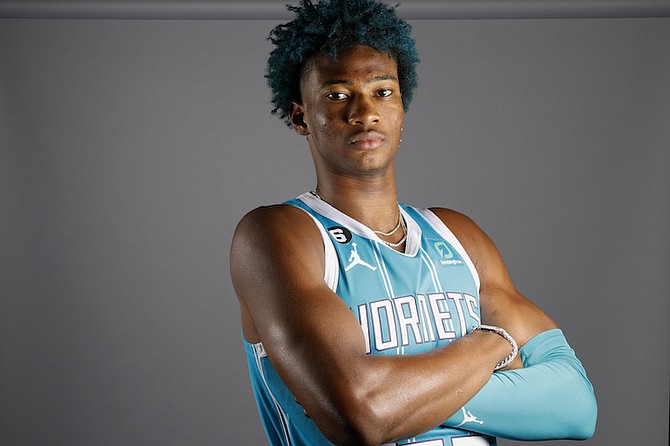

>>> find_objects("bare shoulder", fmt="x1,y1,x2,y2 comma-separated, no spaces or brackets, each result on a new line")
426,206,511,293
231,203,324,261
231,202,326,292
233,203,318,241
427,207,492,267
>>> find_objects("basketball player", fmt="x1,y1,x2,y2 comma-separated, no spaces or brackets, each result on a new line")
230,1,597,445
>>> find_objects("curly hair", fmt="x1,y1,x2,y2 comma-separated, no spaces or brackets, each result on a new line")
266,0,420,126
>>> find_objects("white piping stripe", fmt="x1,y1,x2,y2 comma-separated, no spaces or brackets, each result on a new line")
253,346,291,445
372,242,402,354
420,247,443,293
372,243,394,299
420,250,439,292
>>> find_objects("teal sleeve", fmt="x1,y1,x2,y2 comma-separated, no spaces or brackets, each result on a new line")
443,328,597,440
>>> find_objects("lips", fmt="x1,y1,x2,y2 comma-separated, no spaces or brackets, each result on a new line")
348,131,386,149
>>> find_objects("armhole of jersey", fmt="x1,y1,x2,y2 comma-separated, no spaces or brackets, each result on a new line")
292,207,339,291
413,207,481,292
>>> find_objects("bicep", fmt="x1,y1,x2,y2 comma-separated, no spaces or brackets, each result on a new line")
476,239,557,347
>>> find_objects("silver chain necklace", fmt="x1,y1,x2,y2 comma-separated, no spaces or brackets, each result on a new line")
372,213,402,237
379,216,407,248
310,189,407,248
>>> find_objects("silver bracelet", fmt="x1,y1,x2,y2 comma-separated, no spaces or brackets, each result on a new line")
475,324,519,371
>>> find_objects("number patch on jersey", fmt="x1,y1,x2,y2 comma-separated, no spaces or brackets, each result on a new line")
327,226,352,244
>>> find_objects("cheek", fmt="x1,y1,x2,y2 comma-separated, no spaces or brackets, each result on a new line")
310,112,342,140
314,106,342,127
387,109,404,136
313,114,330,131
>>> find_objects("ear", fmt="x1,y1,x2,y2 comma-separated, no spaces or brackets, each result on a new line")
290,102,310,136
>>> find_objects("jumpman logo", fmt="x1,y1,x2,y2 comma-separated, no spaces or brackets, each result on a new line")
345,243,377,272
454,407,484,427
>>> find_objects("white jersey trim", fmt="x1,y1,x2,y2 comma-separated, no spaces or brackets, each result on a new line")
297,192,422,257
291,203,339,291
413,208,481,292
291,193,479,293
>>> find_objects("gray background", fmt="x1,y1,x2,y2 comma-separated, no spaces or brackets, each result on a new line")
1,2,669,445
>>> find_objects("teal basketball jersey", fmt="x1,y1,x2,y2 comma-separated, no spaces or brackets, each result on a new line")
244,192,496,446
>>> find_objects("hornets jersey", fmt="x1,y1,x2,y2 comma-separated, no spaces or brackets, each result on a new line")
244,192,496,446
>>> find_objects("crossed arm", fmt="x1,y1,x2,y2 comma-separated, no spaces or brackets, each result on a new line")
231,204,596,445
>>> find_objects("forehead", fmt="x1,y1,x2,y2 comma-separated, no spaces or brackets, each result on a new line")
302,45,399,87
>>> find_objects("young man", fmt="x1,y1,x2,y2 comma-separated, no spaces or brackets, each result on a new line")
231,1,597,445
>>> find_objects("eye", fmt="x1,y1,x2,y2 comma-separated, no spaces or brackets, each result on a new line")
378,88,393,97
325,92,349,101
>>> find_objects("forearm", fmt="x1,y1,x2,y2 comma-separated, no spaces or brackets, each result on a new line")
314,329,511,445
443,328,597,440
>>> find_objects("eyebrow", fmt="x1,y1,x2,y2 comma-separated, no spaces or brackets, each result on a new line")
320,75,398,88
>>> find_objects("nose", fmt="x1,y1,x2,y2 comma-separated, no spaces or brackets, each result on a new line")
347,96,381,126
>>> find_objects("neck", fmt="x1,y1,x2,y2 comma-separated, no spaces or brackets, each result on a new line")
313,169,400,234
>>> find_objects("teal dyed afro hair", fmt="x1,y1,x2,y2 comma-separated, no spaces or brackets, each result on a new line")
267,0,420,126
